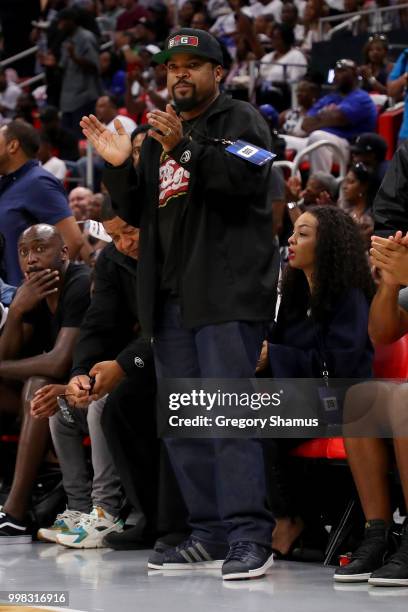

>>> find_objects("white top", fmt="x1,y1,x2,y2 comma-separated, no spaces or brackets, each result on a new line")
260,48,307,83
43,156,67,181
246,0,283,21
107,114,137,136
0,82,22,117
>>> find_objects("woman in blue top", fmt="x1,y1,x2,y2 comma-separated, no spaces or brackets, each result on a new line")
259,206,375,557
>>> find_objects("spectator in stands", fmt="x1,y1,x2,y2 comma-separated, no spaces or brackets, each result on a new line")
301,59,377,174
373,141,408,235
257,206,374,557
126,62,169,122
0,67,22,121
387,48,408,145
300,0,330,53
95,95,137,136
49,199,158,550
341,162,375,248
40,106,79,162
14,93,40,127
351,132,388,183
37,134,67,181
69,186,93,222
98,0,125,32
0,224,91,543
359,34,393,95
259,24,307,110
246,0,283,21
334,231,408,586
0,121,83,285
130,125,149,168
87,193,104,221
41,8,103,139
100,51,127,102
286,171,338,215
116,0,149,30
280,2,304,43
280,79,321,151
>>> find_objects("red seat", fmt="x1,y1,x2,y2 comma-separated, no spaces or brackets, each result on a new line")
327,438,346,459
290,438,329,458
373,335,408,379
377,105,404,160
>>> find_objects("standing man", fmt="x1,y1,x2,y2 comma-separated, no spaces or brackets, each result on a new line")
42,8,102,139
81,28,278,580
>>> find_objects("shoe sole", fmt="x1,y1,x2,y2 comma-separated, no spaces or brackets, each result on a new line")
0,535,32,545
334,573,371,583
222,553,274,580
57,536,110,549
37,530,61,543
148,560,224,570
369,577,408,587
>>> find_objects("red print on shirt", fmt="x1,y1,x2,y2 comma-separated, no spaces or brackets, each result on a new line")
159,156,190,208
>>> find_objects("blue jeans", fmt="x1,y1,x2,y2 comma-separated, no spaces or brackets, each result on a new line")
153,300,274,546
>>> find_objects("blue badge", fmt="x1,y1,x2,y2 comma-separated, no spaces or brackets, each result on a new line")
225,140,276,166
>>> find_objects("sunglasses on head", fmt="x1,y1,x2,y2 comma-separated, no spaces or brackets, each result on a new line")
368,33,388,44
335,59,356,70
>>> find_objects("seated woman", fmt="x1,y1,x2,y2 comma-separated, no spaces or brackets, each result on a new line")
259,24,307,111
340,162,376,249
334,231,408,586
259,206,375,557
358,34,393,96
280,79,321,153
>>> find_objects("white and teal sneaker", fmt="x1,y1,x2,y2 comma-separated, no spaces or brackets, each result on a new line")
56,507,124,549
38,509,83,543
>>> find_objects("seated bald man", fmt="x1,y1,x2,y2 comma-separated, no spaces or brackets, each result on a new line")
0,224,91,544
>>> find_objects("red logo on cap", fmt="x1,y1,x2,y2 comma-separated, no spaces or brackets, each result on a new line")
169,35,199,49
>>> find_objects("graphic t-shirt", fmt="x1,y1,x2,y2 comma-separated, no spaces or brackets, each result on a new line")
157,140,191,297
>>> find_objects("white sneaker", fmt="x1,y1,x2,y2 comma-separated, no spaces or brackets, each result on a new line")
38,509,83,543
56,507,124,549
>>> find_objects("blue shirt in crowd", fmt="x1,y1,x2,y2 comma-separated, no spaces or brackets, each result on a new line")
389,50,408,141
307,88,377,141
0,278,16,306
0,160,71,285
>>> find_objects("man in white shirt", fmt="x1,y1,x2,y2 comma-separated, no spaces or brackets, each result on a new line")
95,95,137,135
246,0,283,20
0,68,22,119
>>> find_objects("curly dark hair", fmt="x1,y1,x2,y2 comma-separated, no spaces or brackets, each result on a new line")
280,206,376,324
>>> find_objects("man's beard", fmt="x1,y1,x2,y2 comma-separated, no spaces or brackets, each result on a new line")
172,84,198,112
337,81,354,94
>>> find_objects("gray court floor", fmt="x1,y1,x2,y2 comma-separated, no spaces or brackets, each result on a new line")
0,544,408,611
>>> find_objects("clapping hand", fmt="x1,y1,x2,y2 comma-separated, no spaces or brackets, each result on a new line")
80,114,132,166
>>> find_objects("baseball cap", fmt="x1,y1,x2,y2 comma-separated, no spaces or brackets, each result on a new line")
153,28,224,66
259,104,279,128
351,133,387,162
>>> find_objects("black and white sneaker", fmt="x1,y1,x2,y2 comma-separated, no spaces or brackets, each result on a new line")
334,520,388,583
369,520,408,586
0,509,31,544
148,536,228,570
222,542,274,580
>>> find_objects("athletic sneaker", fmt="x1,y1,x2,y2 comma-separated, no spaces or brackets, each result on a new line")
369,520,408,587
148,536,228,570
0,509,31,544
38,509,84,543
56,507,124,549
334,520,388,583
222,542,274,580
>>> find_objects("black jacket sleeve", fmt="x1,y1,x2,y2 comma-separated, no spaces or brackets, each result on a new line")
102,159,144,227
116,336,153,375
373,141,408,234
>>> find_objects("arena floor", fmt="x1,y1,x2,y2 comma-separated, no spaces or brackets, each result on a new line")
1,544,407,611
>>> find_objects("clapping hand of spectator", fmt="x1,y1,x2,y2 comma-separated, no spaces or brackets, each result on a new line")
80,115,132,166
370,234,408,286
315,190,334,206
30,384,66,419
10,270,59,316
88,360,125,400
287,176,302,201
